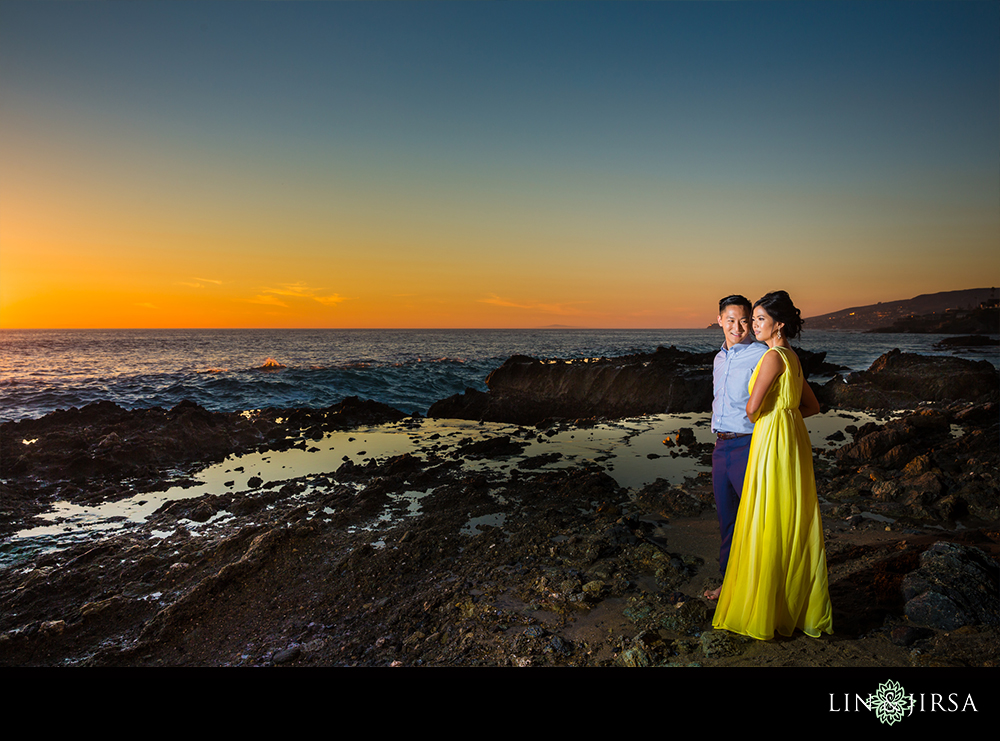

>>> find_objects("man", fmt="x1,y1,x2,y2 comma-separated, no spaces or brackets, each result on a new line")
704,294,767,600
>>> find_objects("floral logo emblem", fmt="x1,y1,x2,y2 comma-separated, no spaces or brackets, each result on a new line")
868,680,914,725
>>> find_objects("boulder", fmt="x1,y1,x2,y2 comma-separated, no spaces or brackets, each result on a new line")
902,542,1000,630
817,349,998,409
429,346,839,425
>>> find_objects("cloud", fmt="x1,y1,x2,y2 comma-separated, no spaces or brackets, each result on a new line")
264,282,314,298
246,294,289,308
480,295,531,309
252,282,351,308
179,278,224,289
479,294,586,316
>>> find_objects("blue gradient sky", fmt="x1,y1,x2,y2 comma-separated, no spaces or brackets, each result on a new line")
1,1,997,328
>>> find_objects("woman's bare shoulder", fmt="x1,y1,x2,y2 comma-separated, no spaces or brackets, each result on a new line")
760,347,785,370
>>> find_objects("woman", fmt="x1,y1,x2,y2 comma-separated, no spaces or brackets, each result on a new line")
711,290,833,640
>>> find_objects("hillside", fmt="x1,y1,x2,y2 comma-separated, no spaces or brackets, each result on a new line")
805,288,998,332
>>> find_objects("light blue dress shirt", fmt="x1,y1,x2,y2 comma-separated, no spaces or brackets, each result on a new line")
712,337,768,434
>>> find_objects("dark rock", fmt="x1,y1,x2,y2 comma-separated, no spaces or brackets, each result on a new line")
633,478,711,518
902,542,1000,630
701,629,753,658
889,624,935,647
428,347,840,425
517,451,563,469
614,644,655,667
675,427,696,446
817,349,998,409
427,387,490,420
483,349,714,423
830,402,998,523
272,645,302,664
431,347,716,424
934,335,1000,348
455,435,527,459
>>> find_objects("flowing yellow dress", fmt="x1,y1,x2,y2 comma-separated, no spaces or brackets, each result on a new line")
712,346,833,640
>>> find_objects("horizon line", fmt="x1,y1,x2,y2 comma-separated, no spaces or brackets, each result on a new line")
0,325,719,331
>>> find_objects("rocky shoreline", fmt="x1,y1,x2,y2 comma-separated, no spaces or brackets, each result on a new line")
0,349,997,667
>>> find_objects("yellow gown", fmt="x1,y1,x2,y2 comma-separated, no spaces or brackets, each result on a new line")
712,346,833,640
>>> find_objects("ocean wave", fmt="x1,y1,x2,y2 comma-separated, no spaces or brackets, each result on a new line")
6,327,989,424
256,358,286,370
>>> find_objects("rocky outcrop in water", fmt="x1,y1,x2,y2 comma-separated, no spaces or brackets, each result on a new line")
816,349,999,410
429,345,841,425
0,396,408,537
3,344,999,667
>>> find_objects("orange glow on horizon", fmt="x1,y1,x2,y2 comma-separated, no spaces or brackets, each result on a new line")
2,4,996,331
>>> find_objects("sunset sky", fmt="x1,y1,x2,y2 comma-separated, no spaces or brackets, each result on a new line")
1,1,997,329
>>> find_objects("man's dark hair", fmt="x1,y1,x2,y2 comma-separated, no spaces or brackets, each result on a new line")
719,294,752,314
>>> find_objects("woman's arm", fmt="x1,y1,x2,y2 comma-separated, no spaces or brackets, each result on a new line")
799,378,821,418
746,350,783,422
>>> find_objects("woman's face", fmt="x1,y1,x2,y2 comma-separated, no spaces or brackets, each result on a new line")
752,305,783,342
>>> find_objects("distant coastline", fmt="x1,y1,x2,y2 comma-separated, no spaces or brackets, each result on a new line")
805,288,998,332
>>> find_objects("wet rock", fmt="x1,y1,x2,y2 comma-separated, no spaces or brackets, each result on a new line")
3,384,998,668
658,598,709,634
432,348,717,424
622,592,706,636
40,620,66,636
272,645,302,664
829,402,999,523
674,427,696,446
190,501,217,522
0,396,411,536
701,629,753,658
426,387,491,420
818,349,998,409
902,542,1000,630
633,478,711,518
517,451,563,469
455,435,527,459
430,347,837,425
614,644,655,667
889,624,934,647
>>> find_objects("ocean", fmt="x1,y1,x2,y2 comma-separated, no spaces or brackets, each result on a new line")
2,328,998,424
2,327,997,563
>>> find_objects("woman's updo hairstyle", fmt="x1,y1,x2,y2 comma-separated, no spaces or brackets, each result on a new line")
753,290,804,340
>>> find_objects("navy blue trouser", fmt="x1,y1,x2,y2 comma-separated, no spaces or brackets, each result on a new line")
712,435,753,577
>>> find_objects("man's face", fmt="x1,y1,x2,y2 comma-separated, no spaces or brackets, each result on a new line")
718,304,751,349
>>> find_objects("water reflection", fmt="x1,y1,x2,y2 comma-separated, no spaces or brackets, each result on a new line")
2,410,886,564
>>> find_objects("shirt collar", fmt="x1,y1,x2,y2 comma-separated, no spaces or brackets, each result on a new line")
719,336,757,354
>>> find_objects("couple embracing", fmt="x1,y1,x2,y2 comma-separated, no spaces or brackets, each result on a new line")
706,290,833,641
